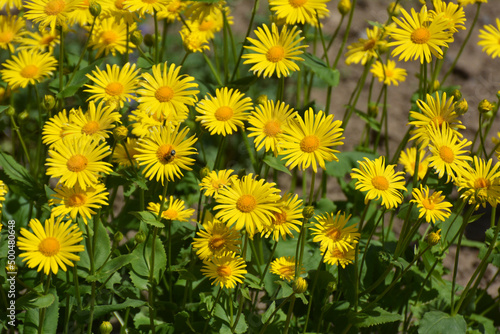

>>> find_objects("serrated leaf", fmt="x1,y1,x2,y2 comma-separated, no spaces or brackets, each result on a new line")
22,288,59,334
129,236,166,290
240,287,251,301
233,314,248,334
78,221,111,272
16,292,55,310
261,301,276,324
265,155,291,176
0,152,40,200
418,311,466,334
91,254,137,282
302,53,340,87
276,280,293,299
131,211,164,228
348,307,401,328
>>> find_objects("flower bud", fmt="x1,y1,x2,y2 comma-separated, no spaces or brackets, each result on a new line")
293,277,308,294
326,281,337,293
99,321,113,334
42,95,56,111
18,110,29,122
256,95,268,106
130,31,143,46
113,126,128,141
338,0,352,15
387,2,402,17
144,34,154,48
135,231,146,244
5,106,15,117
6,263,18,275
302,206,315,219
431,80,440,92
200,166,210,179
427,229,441,246
368,104,379,118
454,99,468,115
451,89,462,102
113,231,124,244
478,99,495,114
89,1,101,17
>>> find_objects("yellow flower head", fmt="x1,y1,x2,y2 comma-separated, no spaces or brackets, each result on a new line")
112,138,140,167
430,0,466,33
269,0,329,25
478,18,500,59
199,169,237,199
89,17,136,58
322,245,356,268
124,0,168,16
24,0,80,31
18,30,60,53
345,26,387,66
310,211,360,252
370,60,407,86
201,251,247,289
411,185,452,224
270,256,305,282
42,109,70,147
398,147,429,180
0,15,25,53
192,219,241,260
1,50,57,89
261,193,303,242
157,0,188,22
147,195,195,222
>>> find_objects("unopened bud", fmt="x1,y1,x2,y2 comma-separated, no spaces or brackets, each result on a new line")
113,126,128,141
455,99,468,115
302,206,315,219
338,0,352,15
293,277,308,294
431,80,440,92
114,231,124,244
478,99,495,114
144,34,154,48
89,1,101,17
427,229,441,246
200,166,210,179
18,110,29,122
451,89,462,102
387,2,402,17
326,281,337,293
130,31,143,46
5,106,15,117
99,321,113,334
42,95,56,111
368,104,379,117
135,231,146,244
256,95,268,106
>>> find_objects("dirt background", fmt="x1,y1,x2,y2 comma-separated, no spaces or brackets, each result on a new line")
231,0,500,298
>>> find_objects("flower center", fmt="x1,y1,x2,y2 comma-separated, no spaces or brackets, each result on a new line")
114,0,124,9
326,228,341,241
371,175,389,190
363,39,376,51
214,106,234,121
45,0,66,15
142,0,157,3
410,27,431,44
236,194,257,213
385,68,394,78
167,1,181,12
217,264,232,277
264,120,281,137
68,193,87,207
331,248,346,258
199,19,215,31
209,235,226,250
105,82,124,96
101,30,119,45
266,46,285,63
474,177,490,189
421,198,435,210
38,237,61,257
431,115,445,127
0,31,14,44
273,211,287,225
82,120,100,135
280,265,295,276
163,208,178,220
155,86,174,102
67,154,88,172
41,35,56,45
156,144,175,164
439,146,454,164
211,179,222,190
300,135,320,153
20,65,39,79
288,0,307,7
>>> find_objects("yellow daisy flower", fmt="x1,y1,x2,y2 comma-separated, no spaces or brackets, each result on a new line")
268,0,329,25
180,14,226,42
322,246,355,268
310,212,360,252
370,60,407,86
345,26,387,65
147,195,195,222
411,185,452,224
195,87,253,136
430,0,466,33
180,30,211,53
243,23,307,78
51,183,109,224
409,92,465,146
18,30,60,53
103,0,139,25
261,193,303,242
45,136,113,190
112,138,140,167
192,219,241,260
1,50,57,89
199,169,237,199
427,124,472,182
0,180,8,217
350,156,407,209
89,17,136,58
124,0,168,16
85,63,140,109
456,156,500,208
398,147,429,180
128,106,176,138
478,18,500,59
135,126,198,184
17,216,85,275
0,0,22,13
24,0,80,31
388,6,454,63
68,0,111,27
457,0,487,7
185,0,226,22
0,15,25,53
247,100,295,156
214,173,281,237
63,102,122,142
42,109,70,147
201,251,247,289
157,0,187,22
137,62,199,121
270,256,305,282
280,108,345,173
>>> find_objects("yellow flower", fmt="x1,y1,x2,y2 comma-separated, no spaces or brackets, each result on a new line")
345,26,387,65
124,0,168,16
388,6,454,63
456,156,500,208
157,0,187,22
88,17,136,58
280,108,344,173
137,62,199,121
322,246,356,268
180,30,210,53
42,109,70,147
214,173,281,237
180,13,227,41
478,18,500,59
112,138,140,167
17,216,85,275
270,256,305,282
351,156,407,209
135,126,198,184
269,0,329,25
457,0,487,7
24,0,80,31
192,219,241,260
45,136,113,190
51,183,109,224
411,185,452,224
430,0,466,33
0,0,22,13
196,87,253,136
243,23,307,78
0,180,8,217
370,60,407,86
147,195,195,222
185,0,226,22
201,252,247,289
199,169,237,199
1,50,57,89
398,147,429,180
310,212,360,252
68,0,111,27
0,15,25,53
18,30,59,53
85,63,140,109
103,0,139,24
261,193,303,242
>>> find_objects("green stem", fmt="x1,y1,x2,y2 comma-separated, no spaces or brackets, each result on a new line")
203,52,223,86
38,274,51,334
9,115,30,164
283,295,296,334
259,295,293,334
154,10,159,63
332,0,356,69
302,252,326,333
67,16,96,86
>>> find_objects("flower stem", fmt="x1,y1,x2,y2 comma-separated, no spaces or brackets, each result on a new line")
333,0,356,69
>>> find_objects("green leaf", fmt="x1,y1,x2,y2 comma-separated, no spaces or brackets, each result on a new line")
16,291,55,310
276,280,293,299
0,152,40,200
261,301,276,324
0,105,10,113
302,52,340,87
77,298,146,322
233,314,248,334
89,254,137,282
56,58,103,98
418,311,466,334
22,288,59,334
265,155,291,176
325,151,379,178
78,220,111,272
397,203,420,223
129,236,167,290
131,211,164,228
348,306,402,328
